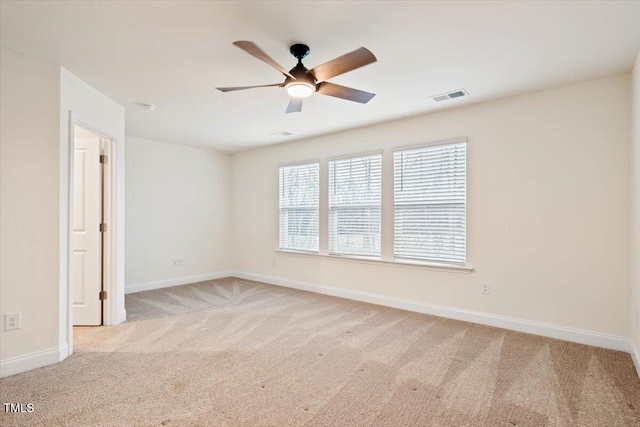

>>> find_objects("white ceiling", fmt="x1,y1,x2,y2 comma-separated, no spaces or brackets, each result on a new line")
2,1,640,153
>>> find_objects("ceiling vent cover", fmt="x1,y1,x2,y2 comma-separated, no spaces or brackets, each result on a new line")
431,89,469,102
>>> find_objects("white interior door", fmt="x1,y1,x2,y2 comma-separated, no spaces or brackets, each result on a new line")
73,136,103,326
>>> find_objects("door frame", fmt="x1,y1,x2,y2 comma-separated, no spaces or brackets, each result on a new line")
66,114,119,352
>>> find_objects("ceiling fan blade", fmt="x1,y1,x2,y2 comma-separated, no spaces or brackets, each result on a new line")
308,47,377,83
233,41,294,79
216,83,283,93
316,82,375,104
285,97,303,114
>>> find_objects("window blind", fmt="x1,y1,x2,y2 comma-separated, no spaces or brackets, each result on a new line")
329,154,382,257
279,162,319,252
394,142,466,264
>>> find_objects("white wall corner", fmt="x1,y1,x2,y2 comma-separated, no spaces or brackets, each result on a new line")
0,343,69,378
232,271,636,360
125,271,234,294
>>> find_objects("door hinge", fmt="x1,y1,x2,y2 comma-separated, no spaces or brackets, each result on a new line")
99,291,107,300
100,155,108,164
99,223,107,232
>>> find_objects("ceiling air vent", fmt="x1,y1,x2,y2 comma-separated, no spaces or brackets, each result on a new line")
270,131,293,136
431,89,469,102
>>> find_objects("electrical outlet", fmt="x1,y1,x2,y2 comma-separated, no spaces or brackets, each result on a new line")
480,282,490,295
172,258,183,266
5,312,21,331
272,258,277,266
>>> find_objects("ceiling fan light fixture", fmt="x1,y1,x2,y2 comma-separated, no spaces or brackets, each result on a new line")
285,81,315,98
216,41,377,113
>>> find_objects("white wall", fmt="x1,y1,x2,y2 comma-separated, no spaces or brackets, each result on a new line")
60,69,126,349
125,136,233,290
0,49,61,363
631,51,640,360
0,50,126,376
233,74,631,338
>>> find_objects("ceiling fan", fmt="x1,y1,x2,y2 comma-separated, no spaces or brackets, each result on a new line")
216,41,377,114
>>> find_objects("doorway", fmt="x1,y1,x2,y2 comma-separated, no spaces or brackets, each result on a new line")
72,124,110,326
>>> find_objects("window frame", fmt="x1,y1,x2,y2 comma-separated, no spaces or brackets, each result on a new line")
392,138,467,266
278,160,320,253
328,151,383,259
274,139,472,272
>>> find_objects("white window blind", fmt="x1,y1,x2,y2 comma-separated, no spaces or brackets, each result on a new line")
394,141,466,265
329,154,382,257
279,162,319,252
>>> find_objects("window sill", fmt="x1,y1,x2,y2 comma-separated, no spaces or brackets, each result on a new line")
275,250,474,273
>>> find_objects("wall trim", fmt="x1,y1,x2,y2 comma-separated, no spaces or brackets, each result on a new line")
631,341,640,378
117,308,127,324
0,343,69,378
125,271,234,294
233,271,636,358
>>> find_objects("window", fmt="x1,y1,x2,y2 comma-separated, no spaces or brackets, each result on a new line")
279,162,319,252
394,141,466,265
329,153,382,257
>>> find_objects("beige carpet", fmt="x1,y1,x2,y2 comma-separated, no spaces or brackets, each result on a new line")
1,277,639,426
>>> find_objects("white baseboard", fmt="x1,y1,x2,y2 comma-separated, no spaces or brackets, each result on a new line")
234,271,635,358
631,341,640,378
0,343,68,378
125,271,233,294
117,308,127,324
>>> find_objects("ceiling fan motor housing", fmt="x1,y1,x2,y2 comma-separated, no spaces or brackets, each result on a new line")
285,44,316,93
285,61,316,97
